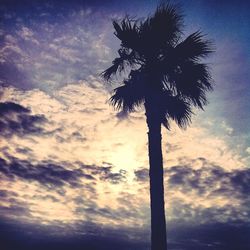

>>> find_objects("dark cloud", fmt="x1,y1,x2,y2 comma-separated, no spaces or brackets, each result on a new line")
0,157,82,189
0,157,127,189
55,131,87,143
0,189,18,198
0,102,47,137
134,168,149,182
162,159,250,224
0,218,149,250
31,194,60,203
0,157,128,226
0,204,30,217
99,169,126,184
15,146,33,155
0,191,31,219
76,204,139,223
78,162,127,184
165,162,250,200
167,221,250,250
0,217,250,250
0,155,249,249
71,131,86,142
133,158,250,224
169,196,249,226
0,102,28,114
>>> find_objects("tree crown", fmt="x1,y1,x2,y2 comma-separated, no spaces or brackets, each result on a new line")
101,3,214,129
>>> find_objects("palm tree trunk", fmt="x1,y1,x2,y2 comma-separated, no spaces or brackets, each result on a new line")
145,99,167,250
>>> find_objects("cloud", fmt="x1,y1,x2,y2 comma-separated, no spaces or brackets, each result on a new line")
0,189,18,198
246,147,250,154
17,26,40,45
0,4,113,92
0,217,249,250
0,81,248,231
0,154,130,226
0,202,31,217
166,159,250,200
15,146,33,155
0,158,81,188
0,102,47,137
134,168,148,182
55,131,87,143
165,163,250,224
133,157,250,225
0,189,32,220
167,222,250,250
0,157,127,189
0,102,28,114
0,218,149,250
0,1,249,249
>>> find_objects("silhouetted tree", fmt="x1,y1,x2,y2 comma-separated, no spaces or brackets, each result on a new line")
102,3,213,250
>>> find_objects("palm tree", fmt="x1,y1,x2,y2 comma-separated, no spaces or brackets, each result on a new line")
101,3,213,250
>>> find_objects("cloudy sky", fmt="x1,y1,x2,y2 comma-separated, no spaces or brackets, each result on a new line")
0,0,249,249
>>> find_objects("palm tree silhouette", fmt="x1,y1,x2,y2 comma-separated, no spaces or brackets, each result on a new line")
101,3,213,250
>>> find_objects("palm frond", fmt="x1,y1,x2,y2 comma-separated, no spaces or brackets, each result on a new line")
140,3,183,52
102,3,214,130
166,62,213,109
159,91,193,129
101,48,141,82
109,71,145,112
175,31,214,62
154,32,213,82
113,18,141,51
101,57,125,82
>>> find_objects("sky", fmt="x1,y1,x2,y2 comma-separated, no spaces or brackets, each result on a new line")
0,0,250,249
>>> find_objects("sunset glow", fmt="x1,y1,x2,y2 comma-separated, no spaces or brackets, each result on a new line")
0,1,249,250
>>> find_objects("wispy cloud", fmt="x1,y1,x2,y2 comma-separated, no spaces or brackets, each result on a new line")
0,1,249,249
